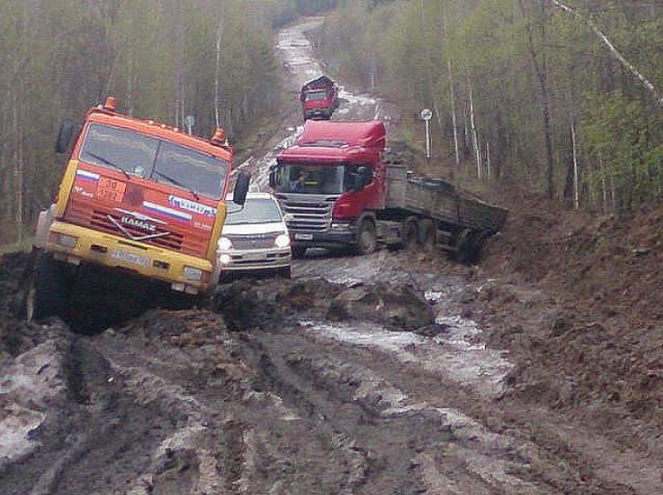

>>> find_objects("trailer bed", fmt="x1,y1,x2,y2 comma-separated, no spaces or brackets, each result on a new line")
387,166,508,234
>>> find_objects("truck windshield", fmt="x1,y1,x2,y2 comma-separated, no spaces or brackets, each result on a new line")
273,163,346,195
305,91,328,101
226,198,283,225
80,124,228,199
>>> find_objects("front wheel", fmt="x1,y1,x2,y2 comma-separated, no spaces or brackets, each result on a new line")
355,219,377,255
26,253,71,321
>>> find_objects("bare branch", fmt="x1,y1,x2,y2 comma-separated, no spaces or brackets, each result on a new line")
547,0,663,107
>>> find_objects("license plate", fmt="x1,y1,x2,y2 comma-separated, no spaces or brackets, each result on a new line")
295,233,313,241
243,252,266,261
97,177,126,203
110,250,149,267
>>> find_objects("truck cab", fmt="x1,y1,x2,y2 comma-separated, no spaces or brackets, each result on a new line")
270,120,386,256
300,76,340,121
29,97,249,320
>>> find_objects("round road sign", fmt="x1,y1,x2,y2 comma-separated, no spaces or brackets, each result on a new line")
420,108,433,121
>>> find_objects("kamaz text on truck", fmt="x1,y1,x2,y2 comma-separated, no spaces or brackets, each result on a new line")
27,97,249,320
269,120,507,260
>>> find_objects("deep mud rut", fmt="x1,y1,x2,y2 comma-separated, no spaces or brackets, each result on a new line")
2,17,663,495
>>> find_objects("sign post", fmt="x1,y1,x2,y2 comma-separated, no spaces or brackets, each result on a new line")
184,115,195,135
420,108,433,161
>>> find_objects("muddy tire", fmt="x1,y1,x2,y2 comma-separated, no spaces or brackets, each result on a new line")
292,246,307,259
401,217,419,250
455,229,484,265
355,219,377,255
26,253,71,321
418,219,437,249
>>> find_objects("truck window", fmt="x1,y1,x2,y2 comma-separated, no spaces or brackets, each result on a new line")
275,163,346,195
305,91,328,101
226,198,283,225
79,123,228,199
154,142,228,199
80,124,158,177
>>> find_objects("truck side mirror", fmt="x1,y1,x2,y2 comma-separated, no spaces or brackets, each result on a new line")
269,169,276,189
233,171,250,205
55,119,78,154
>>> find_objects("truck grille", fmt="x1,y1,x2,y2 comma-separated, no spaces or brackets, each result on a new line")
227,232,279,250
63,198,210,257
280,197,334,232
90,210,184,251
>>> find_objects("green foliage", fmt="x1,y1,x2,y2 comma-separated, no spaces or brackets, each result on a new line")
0,0,288,244
320,0,663,210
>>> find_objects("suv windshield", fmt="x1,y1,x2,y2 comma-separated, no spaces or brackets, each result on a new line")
80,124,229,198
273,163,354,195
226,198,283,225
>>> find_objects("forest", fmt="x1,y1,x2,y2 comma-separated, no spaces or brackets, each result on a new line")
319,0,663,212
0,0,336,245
2,0,662,245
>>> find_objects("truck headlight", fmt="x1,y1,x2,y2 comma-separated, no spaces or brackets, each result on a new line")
219,254,232,265
183,266,203,281
52,233,78,248
275,234,290,248
218,237,233,251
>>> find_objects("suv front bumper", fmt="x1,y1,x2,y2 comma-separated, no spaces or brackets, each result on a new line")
217,247,291,273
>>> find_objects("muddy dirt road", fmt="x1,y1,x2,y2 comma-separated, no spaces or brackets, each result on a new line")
2,17,662,495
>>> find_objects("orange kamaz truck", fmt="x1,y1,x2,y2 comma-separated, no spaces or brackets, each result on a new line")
27,97,249,320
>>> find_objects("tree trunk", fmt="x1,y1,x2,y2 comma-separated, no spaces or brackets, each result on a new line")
214,23,223,128
520,0,555,198
448,61,461,169
467,71,482,179
571,120,579,209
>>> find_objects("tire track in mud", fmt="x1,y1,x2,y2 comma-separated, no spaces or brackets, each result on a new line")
239,316,653,495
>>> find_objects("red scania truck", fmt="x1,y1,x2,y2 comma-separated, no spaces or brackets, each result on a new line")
26,97,249,320
269,120,507,260
300,76,340,121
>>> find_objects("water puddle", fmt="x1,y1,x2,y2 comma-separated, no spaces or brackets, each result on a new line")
301,319,512,399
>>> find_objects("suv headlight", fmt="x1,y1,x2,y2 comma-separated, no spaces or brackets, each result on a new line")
275,234,290,248
218,237,233,251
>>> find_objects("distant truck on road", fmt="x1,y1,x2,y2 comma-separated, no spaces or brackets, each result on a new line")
269,120,507,261
300,76,340,121
27,97,249,320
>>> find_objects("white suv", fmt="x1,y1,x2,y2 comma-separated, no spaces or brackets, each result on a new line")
217,192,292,281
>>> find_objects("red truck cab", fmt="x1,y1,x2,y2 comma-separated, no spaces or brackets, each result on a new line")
270,120,386,255
300,76,340,121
